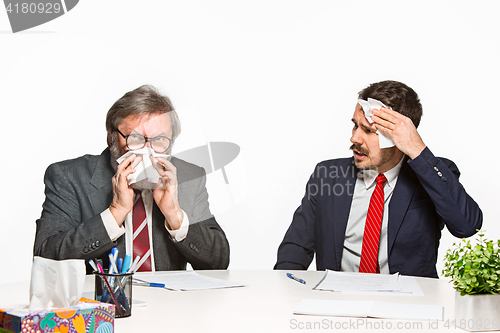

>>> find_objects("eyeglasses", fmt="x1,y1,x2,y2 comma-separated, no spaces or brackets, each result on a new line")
116,129,172,154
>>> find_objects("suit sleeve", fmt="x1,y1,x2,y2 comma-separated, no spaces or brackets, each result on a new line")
33,163,115,260
407,147,483,237
274,168,318,270
171,170,230,269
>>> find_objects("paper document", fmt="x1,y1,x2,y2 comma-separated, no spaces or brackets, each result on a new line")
294,299,443,321
314,270,423,296
138,272,244,291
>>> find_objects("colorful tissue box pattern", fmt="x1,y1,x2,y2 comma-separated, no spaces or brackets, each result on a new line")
0,298,114,333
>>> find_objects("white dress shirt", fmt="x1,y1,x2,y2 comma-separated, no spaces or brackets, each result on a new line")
341,157,404,273
100,190,189,272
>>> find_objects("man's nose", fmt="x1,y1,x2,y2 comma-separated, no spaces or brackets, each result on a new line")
350,128,363,145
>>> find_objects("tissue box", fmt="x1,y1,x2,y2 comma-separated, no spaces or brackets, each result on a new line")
0,298,114,333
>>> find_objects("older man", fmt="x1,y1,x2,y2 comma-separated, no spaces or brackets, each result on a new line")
275,80,482,278
34,85,229,273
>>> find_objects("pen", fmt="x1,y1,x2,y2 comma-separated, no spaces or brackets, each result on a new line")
121,254,132,274
88,260,98,272
128,255,141,273
287,273,306,284
113,248,119,263
117,257,123,273
109,254,120,275
109,248,118,273
132,278,165,288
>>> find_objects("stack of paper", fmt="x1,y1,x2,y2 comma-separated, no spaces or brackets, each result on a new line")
294,299,443,321
313,270,423,296
137,271,244,291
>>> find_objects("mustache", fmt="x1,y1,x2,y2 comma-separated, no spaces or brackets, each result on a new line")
349,144,369,156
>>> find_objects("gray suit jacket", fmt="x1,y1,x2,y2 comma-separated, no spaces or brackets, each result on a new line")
34,148,230,273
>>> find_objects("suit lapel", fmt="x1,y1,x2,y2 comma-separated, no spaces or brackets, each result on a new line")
387,158,416,256
88,148,115,216
331,160,356,269
171,157,190,212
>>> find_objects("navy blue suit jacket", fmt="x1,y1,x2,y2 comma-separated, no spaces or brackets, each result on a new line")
274,148,482,278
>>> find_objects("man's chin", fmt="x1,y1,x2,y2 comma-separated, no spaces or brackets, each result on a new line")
354,158,372,170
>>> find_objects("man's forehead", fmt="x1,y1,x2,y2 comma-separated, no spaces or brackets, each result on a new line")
120,113,171,132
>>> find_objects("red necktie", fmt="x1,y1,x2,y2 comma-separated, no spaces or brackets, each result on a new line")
359,173,387,274
133,191,152,272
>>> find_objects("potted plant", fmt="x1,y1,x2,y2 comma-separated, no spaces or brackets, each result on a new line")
442,231,500,331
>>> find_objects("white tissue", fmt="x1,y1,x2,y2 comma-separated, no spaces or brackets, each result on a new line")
357,98,395,149
29,256,85,310
116,147,170,189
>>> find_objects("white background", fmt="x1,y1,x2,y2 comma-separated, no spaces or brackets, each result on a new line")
0,0,498,284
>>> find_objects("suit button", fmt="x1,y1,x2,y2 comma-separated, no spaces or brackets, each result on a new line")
91,243,96,249
441,176,447,182
437,172,443,177
434,167,439,171
189,243,199,252
83,248,88,253
95,241,100,247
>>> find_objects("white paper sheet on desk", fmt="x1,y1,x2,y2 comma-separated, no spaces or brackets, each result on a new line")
357,98,395,149
138,271,244,291
116,147,170,189
313,270,423,296
294,299,443,321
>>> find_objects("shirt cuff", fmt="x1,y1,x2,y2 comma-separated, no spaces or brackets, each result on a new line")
166,210,189,242
101,208,126,241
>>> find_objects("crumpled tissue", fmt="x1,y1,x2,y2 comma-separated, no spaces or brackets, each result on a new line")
357,98,395,149
116,147,171,189
29,256,85,311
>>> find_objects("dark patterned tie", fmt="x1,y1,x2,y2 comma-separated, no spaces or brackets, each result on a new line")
133,191,152,271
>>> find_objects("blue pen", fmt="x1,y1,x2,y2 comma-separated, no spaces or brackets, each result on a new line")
287,273,306,284
133,282,166,288
121,254,132,274
109,248,118,273
133,278,165,288
117,257,123,273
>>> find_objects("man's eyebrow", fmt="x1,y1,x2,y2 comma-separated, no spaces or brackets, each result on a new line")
360,121,376,132
352,117,376,131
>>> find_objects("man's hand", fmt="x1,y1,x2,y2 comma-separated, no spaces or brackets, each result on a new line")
371,108,426,159
150,156,184,230
109,154,142,226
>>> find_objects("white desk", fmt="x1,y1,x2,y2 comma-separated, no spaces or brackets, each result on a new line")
1,270,466,332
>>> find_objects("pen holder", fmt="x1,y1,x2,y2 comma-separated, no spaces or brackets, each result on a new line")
94,271,133,318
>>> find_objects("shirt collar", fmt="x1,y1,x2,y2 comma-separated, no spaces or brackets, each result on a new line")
359,156,405,190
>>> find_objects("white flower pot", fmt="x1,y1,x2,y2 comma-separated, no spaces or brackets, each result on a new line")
454,291,500,331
